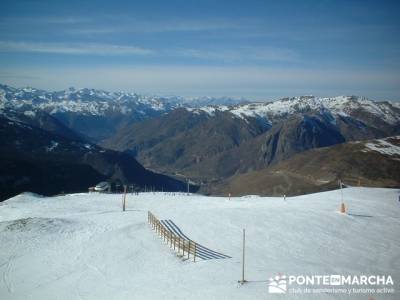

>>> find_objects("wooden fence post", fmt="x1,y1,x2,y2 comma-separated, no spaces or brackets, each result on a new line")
147,211,198,262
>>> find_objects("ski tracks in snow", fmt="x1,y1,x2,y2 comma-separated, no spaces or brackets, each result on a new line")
1,228,23,295
2,253,16,294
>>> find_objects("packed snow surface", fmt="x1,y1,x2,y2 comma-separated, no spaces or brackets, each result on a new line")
0,188,399,300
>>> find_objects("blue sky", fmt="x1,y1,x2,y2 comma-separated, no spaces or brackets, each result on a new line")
0,0,399,100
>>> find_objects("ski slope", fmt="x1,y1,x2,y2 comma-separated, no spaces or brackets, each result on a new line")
0,188,399,299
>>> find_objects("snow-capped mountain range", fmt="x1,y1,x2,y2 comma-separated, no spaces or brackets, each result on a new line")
1,84,399,126
0,84,247,116
187,95,400,125
102,92,400,187
1,83,399,145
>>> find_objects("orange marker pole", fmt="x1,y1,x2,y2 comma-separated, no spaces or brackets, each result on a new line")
340,202,346,214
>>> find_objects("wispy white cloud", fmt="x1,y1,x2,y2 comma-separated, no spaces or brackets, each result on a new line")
0,16,92,26
0,71,39,80
65,17,249,35
0,41,155,56
0,40,299,63
175,47,299,63
0,15,248,35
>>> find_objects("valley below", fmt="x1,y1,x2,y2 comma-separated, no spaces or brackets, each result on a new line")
1,84,400,200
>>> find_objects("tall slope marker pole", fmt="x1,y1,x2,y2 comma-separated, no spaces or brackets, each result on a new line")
239,228,247,284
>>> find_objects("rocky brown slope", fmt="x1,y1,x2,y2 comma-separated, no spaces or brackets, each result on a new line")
205,136,400,196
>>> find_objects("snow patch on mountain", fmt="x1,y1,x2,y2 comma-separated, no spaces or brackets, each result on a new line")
364,136,400,158
23,110,36,117
45,141,59,152
186,105,230,116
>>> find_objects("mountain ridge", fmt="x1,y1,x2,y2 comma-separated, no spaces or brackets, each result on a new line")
0,111,189,201
103,95,400,185
205,136,400,196
0,84,250,141
2,83,399,196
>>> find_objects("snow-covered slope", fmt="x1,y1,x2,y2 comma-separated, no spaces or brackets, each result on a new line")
363,136,400,158
1,188,399,299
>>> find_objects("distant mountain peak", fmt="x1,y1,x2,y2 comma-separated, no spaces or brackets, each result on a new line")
1,83,399,130
182,94,399,126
